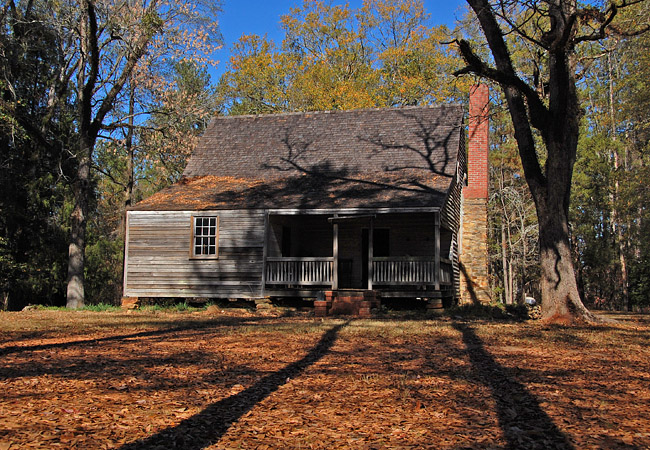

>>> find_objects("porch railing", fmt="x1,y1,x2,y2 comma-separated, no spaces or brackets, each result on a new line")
265,257,333,285
265,256,453,288
372,257,453,286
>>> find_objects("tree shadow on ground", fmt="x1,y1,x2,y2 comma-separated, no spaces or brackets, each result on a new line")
453,322,574,449
119,320,349,450
0,316,268,356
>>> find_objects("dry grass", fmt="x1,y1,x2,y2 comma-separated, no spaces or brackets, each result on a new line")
1,309,649,449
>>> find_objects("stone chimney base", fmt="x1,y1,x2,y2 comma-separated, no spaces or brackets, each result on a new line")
459,199,491,304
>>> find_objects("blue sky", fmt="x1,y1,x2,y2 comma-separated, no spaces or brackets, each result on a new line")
213,0,467,79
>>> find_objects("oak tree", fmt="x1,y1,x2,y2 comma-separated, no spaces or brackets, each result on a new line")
456,0,649,322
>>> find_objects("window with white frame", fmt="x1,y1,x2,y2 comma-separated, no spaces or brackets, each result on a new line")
191,216,218,257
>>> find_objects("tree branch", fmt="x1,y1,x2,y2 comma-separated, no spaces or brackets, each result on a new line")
80,0,100,140
454,39,550,132
90,4,163,138
575,1,650,43
92,163,126,188
459,0,547,194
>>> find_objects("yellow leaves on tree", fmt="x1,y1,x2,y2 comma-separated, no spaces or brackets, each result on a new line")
219,0,471,115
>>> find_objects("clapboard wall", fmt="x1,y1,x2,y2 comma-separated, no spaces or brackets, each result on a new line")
442,131,466,300
124,210,266,298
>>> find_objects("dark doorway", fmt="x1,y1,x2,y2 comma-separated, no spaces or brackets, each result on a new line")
338,259,353,289
362,228,389,287
281,226,291,257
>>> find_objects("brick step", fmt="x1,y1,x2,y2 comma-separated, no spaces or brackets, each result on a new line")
315,290,381,317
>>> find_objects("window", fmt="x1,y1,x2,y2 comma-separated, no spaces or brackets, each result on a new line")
191,216,218,258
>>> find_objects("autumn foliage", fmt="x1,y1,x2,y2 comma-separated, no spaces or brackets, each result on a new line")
218,0,471,115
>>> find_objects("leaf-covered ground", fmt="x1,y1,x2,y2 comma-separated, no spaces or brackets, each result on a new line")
0,309,648,449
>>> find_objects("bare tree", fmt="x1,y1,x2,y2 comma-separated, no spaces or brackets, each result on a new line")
66,0,165,308
2,0,221,308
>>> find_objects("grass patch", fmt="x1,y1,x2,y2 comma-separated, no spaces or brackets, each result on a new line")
81,303,122,312
24,303,121,312
138,302,203,313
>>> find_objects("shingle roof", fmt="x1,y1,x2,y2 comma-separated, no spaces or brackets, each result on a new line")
133,105,464,211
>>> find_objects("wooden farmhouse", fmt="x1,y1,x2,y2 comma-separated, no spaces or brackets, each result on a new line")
123,85,491,313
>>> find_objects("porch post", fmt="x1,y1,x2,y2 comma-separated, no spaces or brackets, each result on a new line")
434,211,441,291
332,221,339,290
260,212,269,297
368,217,374,290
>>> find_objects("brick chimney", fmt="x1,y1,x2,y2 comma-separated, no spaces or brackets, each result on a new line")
459,84,491,304
465,84,489,199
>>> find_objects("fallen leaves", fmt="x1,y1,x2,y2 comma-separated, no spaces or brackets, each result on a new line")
0,311,649,449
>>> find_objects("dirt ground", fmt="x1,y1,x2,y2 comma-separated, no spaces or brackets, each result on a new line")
0,309,649,449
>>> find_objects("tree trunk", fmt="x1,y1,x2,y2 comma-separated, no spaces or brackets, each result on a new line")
66,141,91,309
533,68,597,323
536,195,597,323
520,213,527,304
505,213,515,305
607,51,629,311
508,263,514,305
63,0,157,308
501,220,511,304
120,80,136,300
122,79,136,236
66,0,94,309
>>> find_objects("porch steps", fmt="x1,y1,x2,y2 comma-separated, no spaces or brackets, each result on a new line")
314,290,380,317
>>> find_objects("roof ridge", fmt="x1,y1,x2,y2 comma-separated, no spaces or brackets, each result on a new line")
211,104,464,121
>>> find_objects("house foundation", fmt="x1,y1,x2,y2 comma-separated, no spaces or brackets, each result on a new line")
121,296,140,309
314,290,380,317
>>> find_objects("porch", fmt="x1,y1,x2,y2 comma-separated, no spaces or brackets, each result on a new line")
261,210,456,299
264,257,453,291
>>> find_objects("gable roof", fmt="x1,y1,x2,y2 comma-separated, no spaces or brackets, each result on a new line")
133,105,464,211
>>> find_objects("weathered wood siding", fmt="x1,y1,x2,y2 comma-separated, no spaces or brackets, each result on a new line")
441,132,466,299
124,210,265,298
441,131,465,232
